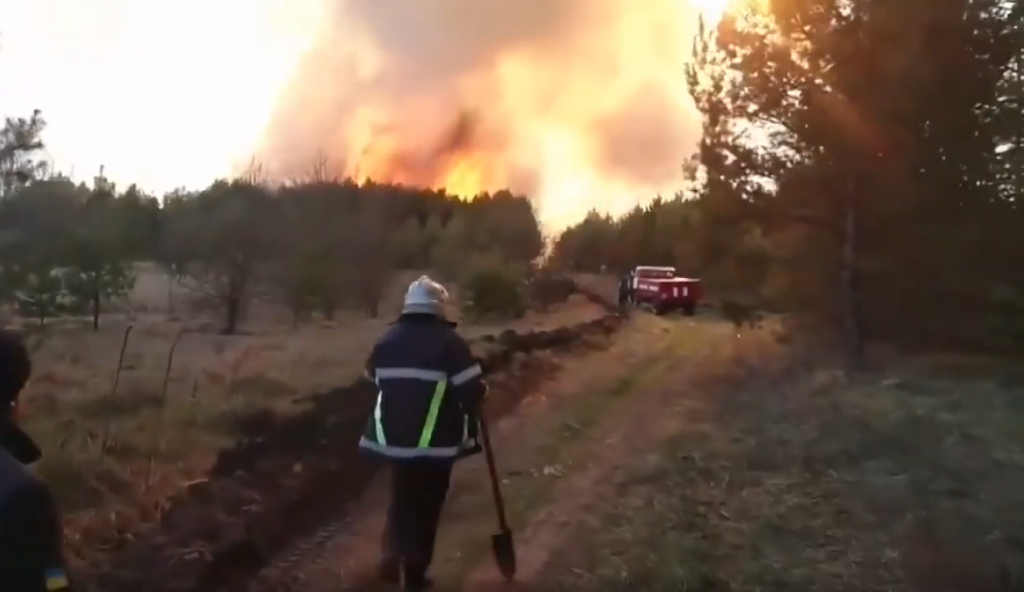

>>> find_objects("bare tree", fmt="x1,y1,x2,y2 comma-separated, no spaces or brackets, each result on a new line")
167,180,278,334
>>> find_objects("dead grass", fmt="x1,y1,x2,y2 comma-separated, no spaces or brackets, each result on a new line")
543,337,1024,592
573,273,621,305
9,264,604,568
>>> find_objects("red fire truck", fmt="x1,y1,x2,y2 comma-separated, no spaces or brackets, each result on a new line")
631,265,702,316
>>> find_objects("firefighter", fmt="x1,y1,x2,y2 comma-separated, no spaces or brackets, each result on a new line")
618,272,631,307
360,276,488,591
0,330,71,592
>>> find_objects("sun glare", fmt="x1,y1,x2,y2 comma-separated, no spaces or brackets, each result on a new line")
689,0,732,22
0,0,323,192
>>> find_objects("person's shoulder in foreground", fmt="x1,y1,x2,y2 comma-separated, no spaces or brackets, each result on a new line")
0,329,72,592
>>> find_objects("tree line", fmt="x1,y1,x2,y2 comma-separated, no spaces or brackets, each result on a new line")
7,0,1022,362
0,114,544,332
553,0,1024,365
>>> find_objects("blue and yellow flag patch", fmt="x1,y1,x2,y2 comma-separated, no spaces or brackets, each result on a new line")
45,567,69,590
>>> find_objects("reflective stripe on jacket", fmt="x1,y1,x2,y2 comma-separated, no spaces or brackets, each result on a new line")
359,314,487,461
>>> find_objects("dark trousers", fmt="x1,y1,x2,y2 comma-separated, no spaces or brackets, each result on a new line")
381,461,453,576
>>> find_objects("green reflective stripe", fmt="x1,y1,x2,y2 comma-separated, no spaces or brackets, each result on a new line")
372,379,451,449
373,392,386,444
418,379,447,448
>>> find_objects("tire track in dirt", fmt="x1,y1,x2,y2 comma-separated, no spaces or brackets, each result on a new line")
272,314,686,591
459,318,735,591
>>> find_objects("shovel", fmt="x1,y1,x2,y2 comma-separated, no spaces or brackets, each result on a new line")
478,412,517,581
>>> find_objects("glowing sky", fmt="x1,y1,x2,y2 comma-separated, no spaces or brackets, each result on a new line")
0,0,728,223
0,0,323,192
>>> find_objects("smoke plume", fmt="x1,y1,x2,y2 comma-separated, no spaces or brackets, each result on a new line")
258,0,706,227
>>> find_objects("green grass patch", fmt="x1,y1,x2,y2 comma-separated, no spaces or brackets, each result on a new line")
543,367,1024,592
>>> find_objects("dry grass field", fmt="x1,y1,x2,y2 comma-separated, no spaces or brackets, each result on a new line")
10,263,604,558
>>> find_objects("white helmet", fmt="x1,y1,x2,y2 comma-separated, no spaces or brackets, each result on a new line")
401,275,450,317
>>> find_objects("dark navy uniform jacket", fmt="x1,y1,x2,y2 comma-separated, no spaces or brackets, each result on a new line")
359,313,487,461
0,421,71,592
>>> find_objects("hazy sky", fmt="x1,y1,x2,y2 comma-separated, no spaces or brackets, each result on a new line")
0,0,324,191
0,0,726,224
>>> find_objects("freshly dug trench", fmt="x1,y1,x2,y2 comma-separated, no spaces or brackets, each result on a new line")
80,312,621,592
199,315,622,592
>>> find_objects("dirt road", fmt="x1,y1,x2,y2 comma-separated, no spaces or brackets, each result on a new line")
247,312,738,591
198,293,1024,592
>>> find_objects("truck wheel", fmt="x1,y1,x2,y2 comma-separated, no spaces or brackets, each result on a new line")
682,303,696,316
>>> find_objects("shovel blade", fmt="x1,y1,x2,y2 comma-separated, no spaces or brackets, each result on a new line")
491,530,517,581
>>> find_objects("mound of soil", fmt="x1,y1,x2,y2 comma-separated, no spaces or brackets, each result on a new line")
528,273,579,310
79,292,621,592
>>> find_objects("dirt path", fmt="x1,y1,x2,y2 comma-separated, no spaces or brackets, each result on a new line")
459,318,733,591
261,313,733,591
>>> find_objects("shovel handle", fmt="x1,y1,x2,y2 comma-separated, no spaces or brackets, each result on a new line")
478,413,511,530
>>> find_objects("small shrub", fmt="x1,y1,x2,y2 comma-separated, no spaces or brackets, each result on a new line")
462,262,527,319
528,272,578,311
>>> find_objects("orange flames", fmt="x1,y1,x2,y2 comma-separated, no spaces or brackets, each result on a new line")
439,156,491,198
348,111,499,199
257,0,736,225
352,150,494,199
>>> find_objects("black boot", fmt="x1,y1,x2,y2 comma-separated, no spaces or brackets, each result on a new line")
403,564,434,591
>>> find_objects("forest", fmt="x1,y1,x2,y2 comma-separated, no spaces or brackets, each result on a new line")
0,123,545,333
1,0,1022,367
553,0,1024,366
